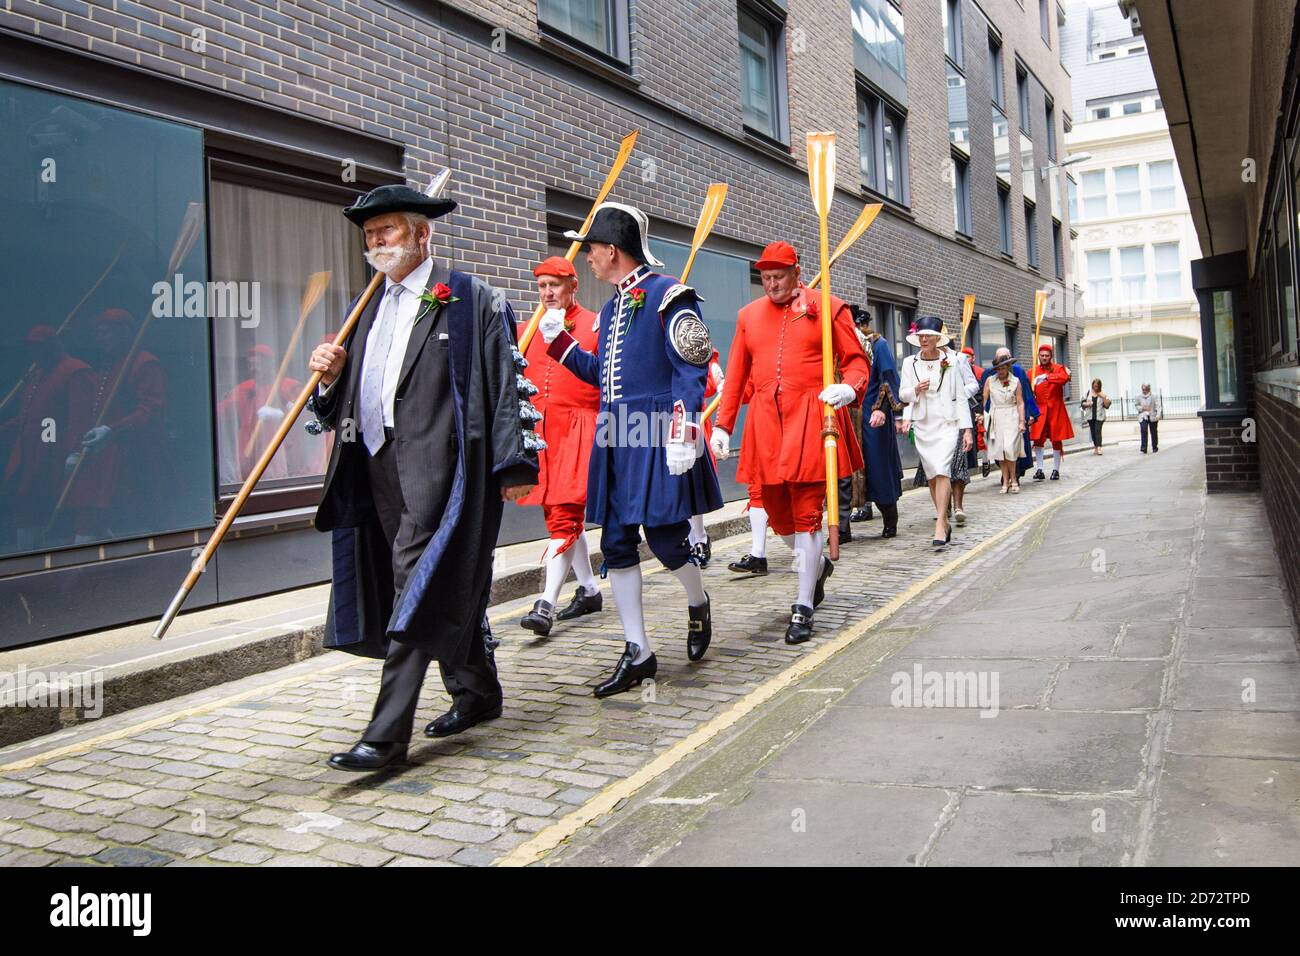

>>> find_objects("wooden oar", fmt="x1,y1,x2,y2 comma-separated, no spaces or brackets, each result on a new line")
241,270,332,459
808,131,840,561
703,202,882,422
152,171,450,640
680,183,727,281
517,131,639,354
0,241,127,416
958,294,976,352
1030,289,1048,366
50,203,205,523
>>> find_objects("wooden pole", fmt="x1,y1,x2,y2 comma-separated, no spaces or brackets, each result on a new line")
807,132,840,561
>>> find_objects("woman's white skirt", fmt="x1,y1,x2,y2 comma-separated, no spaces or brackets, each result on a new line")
913,418,960,480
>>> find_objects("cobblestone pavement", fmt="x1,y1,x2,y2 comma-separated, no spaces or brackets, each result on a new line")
0,442,1187,867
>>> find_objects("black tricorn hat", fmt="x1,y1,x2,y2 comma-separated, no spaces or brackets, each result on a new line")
343,184,457,227
564,202,665,268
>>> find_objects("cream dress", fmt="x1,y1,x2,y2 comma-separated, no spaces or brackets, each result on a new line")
985,373,1023,462
900,348,972,480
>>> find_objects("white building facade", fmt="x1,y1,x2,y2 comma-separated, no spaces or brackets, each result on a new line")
1061,0,1204,416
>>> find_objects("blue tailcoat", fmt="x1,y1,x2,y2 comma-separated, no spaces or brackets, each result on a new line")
555,267,723,527
861,335,903,505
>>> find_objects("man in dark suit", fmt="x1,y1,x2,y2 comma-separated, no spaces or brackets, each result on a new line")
307,184,540,771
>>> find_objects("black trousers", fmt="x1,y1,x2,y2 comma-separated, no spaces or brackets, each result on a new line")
1140,418,1159,452
362,440,501,744
1088,418,1104,448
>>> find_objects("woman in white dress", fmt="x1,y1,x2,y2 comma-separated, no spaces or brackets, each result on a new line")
982,353,1026,494
899,316,973,549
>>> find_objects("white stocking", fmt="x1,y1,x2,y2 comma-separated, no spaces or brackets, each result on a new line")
570,534,598,594
672,562,706,606
1049,446,1062,473
608,566,650,662
749,507,769,558
1033,445,1046,471
688,514,707,546
541,539,575,606
794,530,823,608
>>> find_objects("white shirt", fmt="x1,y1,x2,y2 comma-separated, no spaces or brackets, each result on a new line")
340,257,433,428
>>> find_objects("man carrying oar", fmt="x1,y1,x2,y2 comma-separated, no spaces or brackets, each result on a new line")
539,202,723,698
710,241,869,645
306,183,540,771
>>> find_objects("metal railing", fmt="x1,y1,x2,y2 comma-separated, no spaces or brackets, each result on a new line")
1107,392,1202,420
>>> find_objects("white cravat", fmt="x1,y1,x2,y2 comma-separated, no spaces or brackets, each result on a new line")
359,256,434,432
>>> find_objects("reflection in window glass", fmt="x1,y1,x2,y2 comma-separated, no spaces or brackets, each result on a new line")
1275,197,1297,354
947,60,969,154
851,0,906,80
1212,291,1237,403
883,109,901,201
539,0,615,57
858,93,878,190
0,80,212,558
209,182,366,493
738,8,780,140
992,105,1011,186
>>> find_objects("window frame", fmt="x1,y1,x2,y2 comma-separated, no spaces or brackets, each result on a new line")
952,151,972,237
737,1,790,146
988,32,1005,109
1052,219,1064,279
944,0,964,68
1024,200,1039,269
1016,63,1031,136
1039,0,1051,46
857,83,910,207
1114,164,1142,215
537,0,631,67
1045,96,1057,161
1153,241,1182,301
1118,243,1146,304
997,184,1012,256
1147,159,1176,210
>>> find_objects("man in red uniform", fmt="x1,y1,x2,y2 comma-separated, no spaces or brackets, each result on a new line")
517,256,604,636
711,241,869,644
216,343,310,485
0,326,94,549
1029,343,1073,480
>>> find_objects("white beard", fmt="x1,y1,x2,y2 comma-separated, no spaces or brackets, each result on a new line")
365,239,420,275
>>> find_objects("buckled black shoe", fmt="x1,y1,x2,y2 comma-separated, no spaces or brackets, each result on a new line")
882,526,898,538
785,604,815,644
423,697,503,738
727,554,769,575
851,505,874,522
328,741,408,772
1033,469,1046,481
520,599,555,637
813,557,834,608
839,527,854,544
1049,469,1060,480
687,594,712,661
690,537,712,569
556,586,603,621
594,643,657,698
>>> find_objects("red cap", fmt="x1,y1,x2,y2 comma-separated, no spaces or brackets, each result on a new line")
25,325,57,344
755,241,799,271
533,256,577,280
93,308,133,327
1038,343,1054,355
961,346,975,357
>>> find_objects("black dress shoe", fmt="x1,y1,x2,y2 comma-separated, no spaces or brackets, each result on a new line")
556,586,603,621
1049,469,1060,480
981,461,991,478
687,594,712,661
882,526,897,539
520,599,555,637
728,553,769,575
813,556,834,608
838,527,854,544
328,741,408,772
423,698,503,738
851,505,874,522
594,643,657,698
785,604,814,644
1033,469,1046,480
689,537,711,568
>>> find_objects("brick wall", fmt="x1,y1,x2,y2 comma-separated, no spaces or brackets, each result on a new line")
0,0,1080,342
1201,416,1260,492
1255,391,1300,619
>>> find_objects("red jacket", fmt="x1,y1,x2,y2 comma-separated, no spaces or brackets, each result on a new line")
517,301,599,507
717,287,868,485
1029,361,1075,442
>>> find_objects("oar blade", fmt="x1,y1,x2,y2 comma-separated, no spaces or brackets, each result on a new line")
300,271,332,320
806,132,836,217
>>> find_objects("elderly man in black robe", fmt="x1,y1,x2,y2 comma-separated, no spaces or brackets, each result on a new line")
307,184,540,771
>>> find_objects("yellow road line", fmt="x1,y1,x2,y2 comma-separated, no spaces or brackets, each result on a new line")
495,477,1092,866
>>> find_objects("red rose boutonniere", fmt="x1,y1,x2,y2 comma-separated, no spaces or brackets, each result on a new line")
624,288,647,328
415,282,458,324
937,356,952,388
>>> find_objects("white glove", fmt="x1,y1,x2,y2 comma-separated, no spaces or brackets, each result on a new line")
256,405,285,422
539,308,566,344
818,383,856,408
710,426,730,460
1033,373,1048,387
710,361,724,388
666,440,697,476
81,425,112,450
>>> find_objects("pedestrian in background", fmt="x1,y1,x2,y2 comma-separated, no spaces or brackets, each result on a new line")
983,354,1025,493
1080,378,1111,456
1136,383,1161,454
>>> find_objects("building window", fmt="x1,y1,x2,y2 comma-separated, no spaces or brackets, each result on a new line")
737,5,787,143
1153,242,1182,301
538,0,628,62
1067,174,1078,221
0,79,213,559
1115,164,1141,214
1025,202,1039,268
1272,197,1296,354
997,185,1012,255
210,179,365,496
1081,169,1107,219
1016,64,1031,135
947,60,969,155
993,103,1011,186
1057,3,1067,65
1087,249,1112,306
1086,91,1160,119
988,33,1005,108
1087,2,1141,62
1045,97,1057,161
944,0,963,66
1148,160,1175,209
976,310,1014,366
952,155,972,236
1039,0,1051,44
1052,221,1064,278
858,87,907,204
851,0,907,82
1119,245,1146,302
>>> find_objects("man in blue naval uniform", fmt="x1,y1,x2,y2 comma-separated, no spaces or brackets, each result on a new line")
540,202,723,698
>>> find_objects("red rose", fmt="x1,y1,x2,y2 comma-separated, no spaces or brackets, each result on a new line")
433,282,453,303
